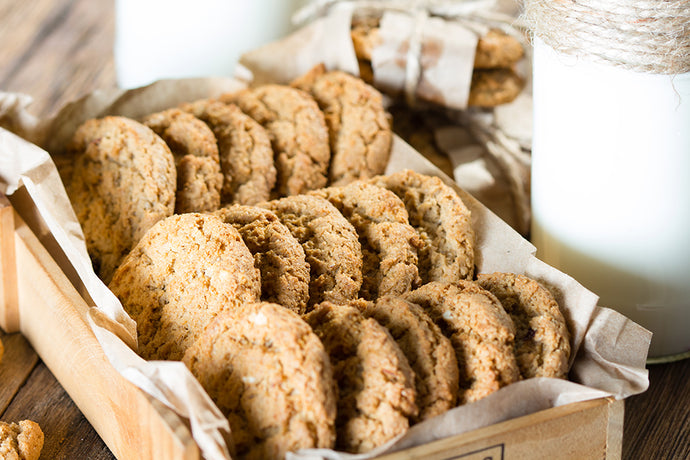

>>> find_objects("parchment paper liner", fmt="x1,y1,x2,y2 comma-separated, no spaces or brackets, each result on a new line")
0,77,650,460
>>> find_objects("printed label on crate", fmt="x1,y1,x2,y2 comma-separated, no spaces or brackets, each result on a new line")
446,443,504,460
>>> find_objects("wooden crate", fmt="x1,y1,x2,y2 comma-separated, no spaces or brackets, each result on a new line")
0,196,624,460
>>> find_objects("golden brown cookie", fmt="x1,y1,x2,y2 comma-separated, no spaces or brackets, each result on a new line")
0,420,44,460
221,85,330,196
370,170,475,283
261,195,362,309
474,29,525,69
181,99,276,205
142,108,222,213
183,302,336,459
310,181,422,300
405,281,520,404
0,337,3,364
304,302,417,453
468,68,524,108
108,213,261,361
357,296,459,422
67,116,176,283
183,302,337,460
215,204,310,314
292,64,392,186
477,272,571,379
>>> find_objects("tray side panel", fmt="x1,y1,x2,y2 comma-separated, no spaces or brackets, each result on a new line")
13,211,199,460
377,397,618,460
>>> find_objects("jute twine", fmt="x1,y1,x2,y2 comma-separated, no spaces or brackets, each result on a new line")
522,0,690,75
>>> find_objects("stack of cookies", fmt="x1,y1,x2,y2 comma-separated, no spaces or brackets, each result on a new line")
350,15,526,108
60,67,569,459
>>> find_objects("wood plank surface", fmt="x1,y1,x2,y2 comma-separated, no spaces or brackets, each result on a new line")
0,0,688,459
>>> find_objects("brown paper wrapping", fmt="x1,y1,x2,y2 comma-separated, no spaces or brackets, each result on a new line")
0,76,650,460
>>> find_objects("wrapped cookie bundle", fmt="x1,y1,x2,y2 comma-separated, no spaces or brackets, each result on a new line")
349,11,525,108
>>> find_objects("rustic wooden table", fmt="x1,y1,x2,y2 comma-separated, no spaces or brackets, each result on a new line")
0,0,688,459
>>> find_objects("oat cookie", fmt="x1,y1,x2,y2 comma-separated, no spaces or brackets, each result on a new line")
67,116,176,283
292,64,392,186
215,204,310,314
181,99,276,205
261,195,362,308
370,170,475,283
474,29,525,69
0,420,44,460
221,85,330,196
304,302,417,453
468,68,524,108
183,302,337,460
311,181,422,299
108,213,261,361
405,281,520,404
357,296,459,421
477,272,571,379
142,108,222,213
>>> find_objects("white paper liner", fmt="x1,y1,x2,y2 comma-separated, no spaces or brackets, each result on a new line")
0,78,650,460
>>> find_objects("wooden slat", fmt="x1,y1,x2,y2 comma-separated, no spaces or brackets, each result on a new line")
11,209,199,460
377,397,621,460
0,330,39,414
0,193,19,332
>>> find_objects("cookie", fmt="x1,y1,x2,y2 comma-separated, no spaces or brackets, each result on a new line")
468,68,524,108
261,195,362,309
405,281,520,404
0,337,3,364
221,85,330,196
183,302,337,460
311,181,421,299
304,302,417,453
477,272,571,379
215,204,310,314
357,296,459,422
474,29,525,69
291,64,392,186
142,108,222,213
370,170,475,283
181,99,276,205
0,420,44,460
67,115,176,283
108,213,261,361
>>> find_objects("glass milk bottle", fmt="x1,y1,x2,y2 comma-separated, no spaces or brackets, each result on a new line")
530,37,690,361
115,0,304,89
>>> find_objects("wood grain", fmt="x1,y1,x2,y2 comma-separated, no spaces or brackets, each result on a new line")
0,0,116,119
623,359,690,460
2,362,113,460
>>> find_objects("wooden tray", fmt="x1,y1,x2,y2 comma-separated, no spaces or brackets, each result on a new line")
0,195,624,460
